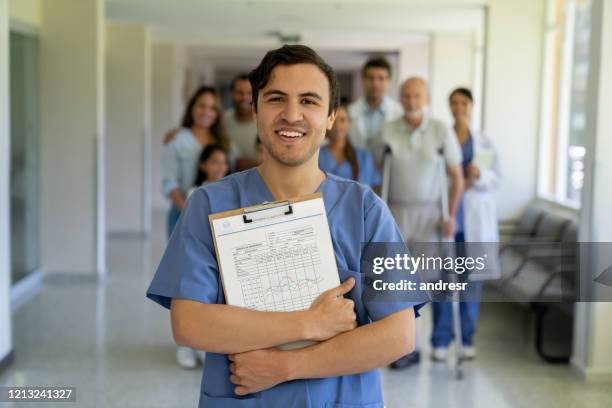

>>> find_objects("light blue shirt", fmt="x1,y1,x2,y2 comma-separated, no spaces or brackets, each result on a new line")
161,128,240,197
147,168,425,408
161,128,205,197
348,97,403,153
319,145,381,188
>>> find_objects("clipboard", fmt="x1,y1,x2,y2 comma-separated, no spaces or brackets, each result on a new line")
208,192,340,350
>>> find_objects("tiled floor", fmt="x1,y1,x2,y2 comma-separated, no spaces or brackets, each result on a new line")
1,213,610,407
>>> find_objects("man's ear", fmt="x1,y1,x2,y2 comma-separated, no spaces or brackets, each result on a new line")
327,109,338,130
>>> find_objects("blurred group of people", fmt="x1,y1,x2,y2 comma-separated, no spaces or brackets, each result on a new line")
160,56,501,370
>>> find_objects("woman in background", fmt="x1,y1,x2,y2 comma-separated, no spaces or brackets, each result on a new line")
161,86,232,239
319,104,381,189
431,87,502,361
160,86,231,369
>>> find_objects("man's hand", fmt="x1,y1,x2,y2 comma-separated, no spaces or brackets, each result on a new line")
441,217,456,239
229,348,289,395
306,278,357,341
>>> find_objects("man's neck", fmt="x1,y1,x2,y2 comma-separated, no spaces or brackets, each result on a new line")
404,114,424,129
365,96,383,111
234,108,254,124
257,155,325,200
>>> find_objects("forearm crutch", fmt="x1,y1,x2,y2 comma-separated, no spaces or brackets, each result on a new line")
438,149,464,380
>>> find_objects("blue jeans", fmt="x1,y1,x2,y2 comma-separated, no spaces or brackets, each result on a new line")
431,232,483,347
167,204,181,239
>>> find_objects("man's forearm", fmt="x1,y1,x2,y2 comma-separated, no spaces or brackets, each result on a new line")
283,308,415,380
171,299,311,354
169,188,186,210
448,167,464,217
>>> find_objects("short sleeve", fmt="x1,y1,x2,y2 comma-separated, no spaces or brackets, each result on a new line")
362,194,428,321
146,189,220,309
441,125,463,166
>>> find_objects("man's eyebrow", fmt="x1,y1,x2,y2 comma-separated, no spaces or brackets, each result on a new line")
262,90,323,100
299,92,323,100
262,89,287,97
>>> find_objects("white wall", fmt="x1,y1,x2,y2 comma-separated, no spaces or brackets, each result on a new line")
9,0,40,28
39,0,105,275
484,0,545,219
0,0,13,366
151,44,184,211
430,31,475,124
106,23,152,234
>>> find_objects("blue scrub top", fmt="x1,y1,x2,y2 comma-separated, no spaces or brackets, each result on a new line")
147,168,425,408
319,145,381,188
456,134,474,234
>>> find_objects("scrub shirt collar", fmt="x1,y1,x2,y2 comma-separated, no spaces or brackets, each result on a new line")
251,167,340,217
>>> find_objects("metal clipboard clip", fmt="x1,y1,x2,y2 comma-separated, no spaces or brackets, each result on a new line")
242,201,294,224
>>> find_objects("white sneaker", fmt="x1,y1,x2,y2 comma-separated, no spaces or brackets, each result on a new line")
176,346,198,369
432,347,448,361
463,346,476,360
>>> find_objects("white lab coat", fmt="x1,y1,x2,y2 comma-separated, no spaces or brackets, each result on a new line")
462,131,502,281
462,131,502,243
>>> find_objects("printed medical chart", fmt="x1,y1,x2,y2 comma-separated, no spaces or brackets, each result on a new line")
209,195,340,313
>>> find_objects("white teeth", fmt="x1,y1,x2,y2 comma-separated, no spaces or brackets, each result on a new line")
277,130,304,138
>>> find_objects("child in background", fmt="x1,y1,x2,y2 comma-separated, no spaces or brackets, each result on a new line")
176,144,229,369
188,144,230,198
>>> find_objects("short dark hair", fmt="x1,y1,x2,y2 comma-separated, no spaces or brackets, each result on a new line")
230,73,250,91
248,44,339,115
362,57,392,77
449,87,474,103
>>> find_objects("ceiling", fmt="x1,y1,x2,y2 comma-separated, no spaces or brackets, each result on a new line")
106,0,486,50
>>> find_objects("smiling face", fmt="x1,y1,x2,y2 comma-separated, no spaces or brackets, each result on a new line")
254,63,336,167
363,67,391,104
191,92,219,129
201,149,229,182
231,79,253,117
330,106,350,141
449,92,473,124
400,78,429,121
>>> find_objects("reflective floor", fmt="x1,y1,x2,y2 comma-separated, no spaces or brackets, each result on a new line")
1,212,610,407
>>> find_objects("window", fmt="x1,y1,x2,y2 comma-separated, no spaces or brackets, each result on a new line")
538,0,592,207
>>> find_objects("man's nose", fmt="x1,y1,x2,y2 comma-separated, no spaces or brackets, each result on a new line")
281,99,303,123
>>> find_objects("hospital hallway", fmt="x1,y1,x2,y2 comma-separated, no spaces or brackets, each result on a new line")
0,212,609,408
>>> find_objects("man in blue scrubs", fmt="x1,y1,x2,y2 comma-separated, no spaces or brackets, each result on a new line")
147,45,425,407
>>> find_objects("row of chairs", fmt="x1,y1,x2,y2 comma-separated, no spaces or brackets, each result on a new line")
495,203,578,363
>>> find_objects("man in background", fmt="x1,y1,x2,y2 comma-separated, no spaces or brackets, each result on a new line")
382,77,464,369
223,74,258,170
348,57,403,158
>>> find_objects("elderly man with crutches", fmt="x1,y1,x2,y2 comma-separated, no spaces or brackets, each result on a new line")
380,77,464,369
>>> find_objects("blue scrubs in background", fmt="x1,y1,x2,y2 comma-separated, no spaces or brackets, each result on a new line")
147,168,425,408
318,145,381,188
432,134,483,348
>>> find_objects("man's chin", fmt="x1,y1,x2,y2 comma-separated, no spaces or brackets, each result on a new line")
267,149,313,167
